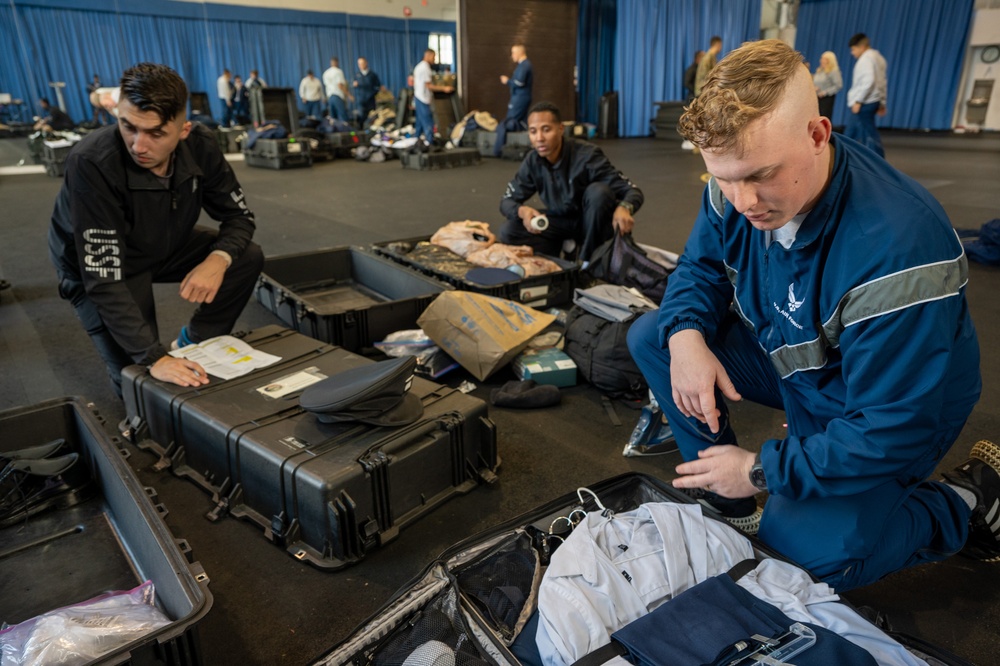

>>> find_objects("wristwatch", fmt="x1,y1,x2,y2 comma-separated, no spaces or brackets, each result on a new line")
749,453,768,492
617,201,635,215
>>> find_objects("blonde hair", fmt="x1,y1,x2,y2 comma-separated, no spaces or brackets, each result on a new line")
678,39,804,153
820,51,839,73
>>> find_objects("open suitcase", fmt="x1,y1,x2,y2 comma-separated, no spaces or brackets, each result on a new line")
119,326,499,570
0,397,212,665
311,473,973,666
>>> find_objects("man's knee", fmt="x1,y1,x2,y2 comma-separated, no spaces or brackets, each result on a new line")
582,182,614,208
626,310,665,370
231,242,264,281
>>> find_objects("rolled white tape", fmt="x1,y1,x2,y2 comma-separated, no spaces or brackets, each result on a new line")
530,215,549,232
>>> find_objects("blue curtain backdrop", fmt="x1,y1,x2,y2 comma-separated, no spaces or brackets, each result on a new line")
614,0,761,137
0,0,454,123
577,0,617,125
797,0,974,130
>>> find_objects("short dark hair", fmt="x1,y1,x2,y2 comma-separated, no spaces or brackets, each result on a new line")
119,63,188,124
39,97,50,106
710,36,722,46
849,33,868,47
331,57,339,65
528,101,561,122
425,48,436,56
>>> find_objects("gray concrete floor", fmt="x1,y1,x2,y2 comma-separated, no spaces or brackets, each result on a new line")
0,131,998,664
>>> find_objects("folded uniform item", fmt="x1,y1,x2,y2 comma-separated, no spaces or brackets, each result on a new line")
490,379,561,409
299,356,423,426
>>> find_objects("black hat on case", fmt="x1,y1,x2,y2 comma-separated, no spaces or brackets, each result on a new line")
299,356,424,426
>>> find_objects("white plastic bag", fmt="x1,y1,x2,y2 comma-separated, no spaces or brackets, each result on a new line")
0,581,171,666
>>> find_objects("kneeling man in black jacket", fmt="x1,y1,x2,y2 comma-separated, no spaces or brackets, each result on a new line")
499,102,644,263
49,62,263,396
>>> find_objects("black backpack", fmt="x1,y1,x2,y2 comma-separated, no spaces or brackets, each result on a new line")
564,306,648,400
585,233,671,303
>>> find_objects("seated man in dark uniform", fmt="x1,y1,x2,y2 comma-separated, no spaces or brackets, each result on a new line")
48,62,264,397
499,102,643,263
34,97,75,132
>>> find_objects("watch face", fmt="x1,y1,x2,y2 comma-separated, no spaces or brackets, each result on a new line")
983,46,1000,64
750,464,767,491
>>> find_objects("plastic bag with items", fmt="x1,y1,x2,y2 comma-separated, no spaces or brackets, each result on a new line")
430,221,495,258
0,580,171,666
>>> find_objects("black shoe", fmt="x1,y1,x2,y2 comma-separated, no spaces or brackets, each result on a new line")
942,440,1000,561
677,486,762,535
0,451,94,528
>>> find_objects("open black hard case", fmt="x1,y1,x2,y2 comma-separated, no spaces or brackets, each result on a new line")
0,397,212,665
311,473,973,666
120,326,499,571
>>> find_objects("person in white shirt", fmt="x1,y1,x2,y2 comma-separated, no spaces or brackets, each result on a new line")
845,33,887,157
322,57,351,122
298,70,324,119
411,49,454,142
216,69,232,127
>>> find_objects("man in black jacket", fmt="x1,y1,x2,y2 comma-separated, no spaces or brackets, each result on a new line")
34,97,74,132
49,63,263,396
499,102,643,263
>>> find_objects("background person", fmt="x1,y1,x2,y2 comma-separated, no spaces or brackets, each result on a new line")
494,43,533,157
299,70,324,119
323,57,351,122
499,102,643,263
846,32,888,157
353,57,383,123
411,49,454,143
814,51,843,121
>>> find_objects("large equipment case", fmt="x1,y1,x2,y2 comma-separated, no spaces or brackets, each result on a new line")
598,91,619,139
373,236,579,308
0,397,212,665
400,147,480,170
255,246,453,351
120,326,499,571
244,137,312,170
312,473,975,666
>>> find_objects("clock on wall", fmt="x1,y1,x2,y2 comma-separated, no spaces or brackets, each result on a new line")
982,45,1000,64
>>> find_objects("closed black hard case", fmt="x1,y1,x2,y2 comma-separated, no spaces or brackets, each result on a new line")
120,326,499,570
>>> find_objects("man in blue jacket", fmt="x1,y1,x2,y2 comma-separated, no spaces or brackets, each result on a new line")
627,39,997,591
493,43,533,157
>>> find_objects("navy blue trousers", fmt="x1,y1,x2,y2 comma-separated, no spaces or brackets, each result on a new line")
845,101,884,157
627,311,971,590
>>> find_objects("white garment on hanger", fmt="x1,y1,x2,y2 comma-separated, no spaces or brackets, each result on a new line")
535,502,755,666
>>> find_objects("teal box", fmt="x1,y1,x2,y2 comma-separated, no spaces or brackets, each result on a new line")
512,347,577,387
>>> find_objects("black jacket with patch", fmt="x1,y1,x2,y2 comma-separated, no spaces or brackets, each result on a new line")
48,123,256,365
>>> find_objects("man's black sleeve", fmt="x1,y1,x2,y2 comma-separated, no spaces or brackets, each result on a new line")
191,126,256,261
64,152,168,366
585,146,644,212
500,158,538,219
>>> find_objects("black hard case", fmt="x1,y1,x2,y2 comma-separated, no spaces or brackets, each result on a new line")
400,147,480,170
372,236,579,308
311,473,974,666
120,326,499,571
254,247,453,351
244,137,312,170
0,397,212,665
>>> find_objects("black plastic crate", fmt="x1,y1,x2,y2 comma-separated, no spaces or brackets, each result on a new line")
372,236,579,308
400,147,480,171
255,247,453,350
188,91,212,118
217,126,245,153
326,130,369,156
244,137,312,170
0,397,212,665
259,87,300,133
